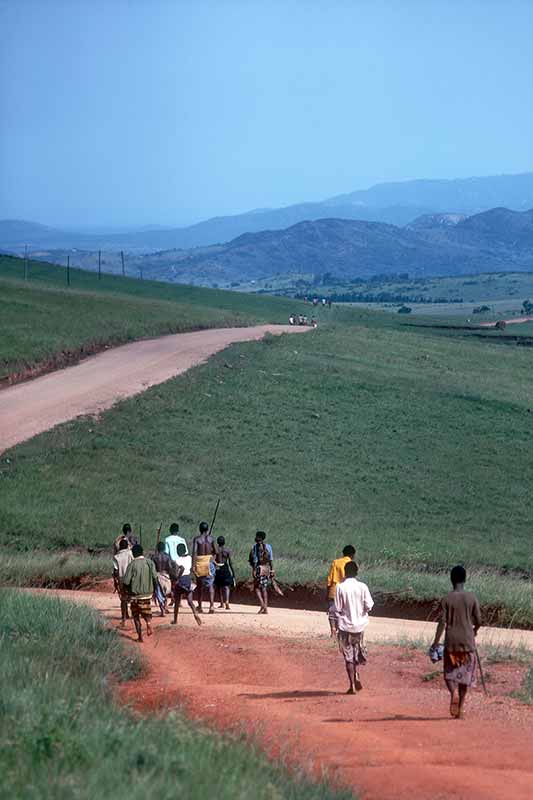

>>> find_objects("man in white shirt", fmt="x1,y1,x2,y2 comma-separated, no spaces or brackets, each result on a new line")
164,522,189,561
113,539,133,628
334,561,374,693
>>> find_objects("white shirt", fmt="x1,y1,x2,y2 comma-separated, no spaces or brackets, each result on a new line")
335,578,374,634
175,554,192,576
113,548,133,579
164,534,188,561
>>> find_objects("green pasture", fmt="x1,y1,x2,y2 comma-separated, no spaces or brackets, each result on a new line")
2,308,533,623
0,590,352,800
0,254,301,379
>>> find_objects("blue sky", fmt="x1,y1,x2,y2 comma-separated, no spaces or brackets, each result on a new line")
1,0,532,227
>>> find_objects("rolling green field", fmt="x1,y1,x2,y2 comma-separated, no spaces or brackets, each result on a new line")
2,288,533,624
0,591,351,800
0,254,302,380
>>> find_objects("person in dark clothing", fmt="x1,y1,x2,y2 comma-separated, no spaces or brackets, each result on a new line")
248,531,274,614
214,535,235,610
151,541,177,616
431,565,482,719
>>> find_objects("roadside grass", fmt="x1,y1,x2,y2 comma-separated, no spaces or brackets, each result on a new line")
0,254,303,379
0,590,354,800
2,296,533,623
513,668,533,704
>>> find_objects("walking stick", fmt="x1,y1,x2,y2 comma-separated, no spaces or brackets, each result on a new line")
156,522,163,546
475,647,488,696
209,497,221,536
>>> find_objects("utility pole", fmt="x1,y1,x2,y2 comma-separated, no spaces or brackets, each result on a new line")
67,254,70,286
98,249,101,280
24,244,28,281
121,250,125,277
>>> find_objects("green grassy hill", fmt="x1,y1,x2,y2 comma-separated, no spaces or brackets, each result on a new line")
2,270,533,624
0,254,302,380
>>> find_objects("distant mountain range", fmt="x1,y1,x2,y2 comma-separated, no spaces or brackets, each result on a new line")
2,171,533,253
12,207,533,287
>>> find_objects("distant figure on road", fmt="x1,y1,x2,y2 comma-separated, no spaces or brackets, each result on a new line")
289,314,296,325
322,297,327,307
122,544,159,642
431,565,482,719
249,530,274,614
311,317,318,329
298,314,304,325
335,561,374,694
192,521,217,613
326,545,356,638
164,522,189,561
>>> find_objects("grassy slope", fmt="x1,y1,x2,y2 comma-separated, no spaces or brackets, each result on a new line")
0,591,352,800
2,307,533,622
0,254,301,379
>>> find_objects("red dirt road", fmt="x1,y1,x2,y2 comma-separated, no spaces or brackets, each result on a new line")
56,589,531,800
0,325,306,453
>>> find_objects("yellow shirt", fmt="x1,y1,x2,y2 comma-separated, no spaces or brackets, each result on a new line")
327,556,351,600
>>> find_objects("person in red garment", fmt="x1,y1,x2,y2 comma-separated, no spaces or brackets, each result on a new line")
431,565,482,719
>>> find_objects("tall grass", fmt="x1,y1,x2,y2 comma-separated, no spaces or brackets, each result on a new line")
0,590,354,800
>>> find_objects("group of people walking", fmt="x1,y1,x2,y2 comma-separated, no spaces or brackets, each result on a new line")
326,545,482,717
113,524,483,718
112,523,276,642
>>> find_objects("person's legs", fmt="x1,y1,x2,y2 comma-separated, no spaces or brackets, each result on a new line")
120,592,129,628
255,587,264,612
458,684,468,718
172,592,180,624
197,580,204,612
261,587,269,613
223,586,230,609
208,581,215,613
445,679,459,717
187,592,203,626
131,603,143,642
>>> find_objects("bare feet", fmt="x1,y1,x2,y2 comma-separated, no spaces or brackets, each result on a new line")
450,693,460,718
225,603,230,610
194,615,203,626
170,620,177,625
354,678,363,691
146,624,153,637
209,607,215,614
346,687,355,695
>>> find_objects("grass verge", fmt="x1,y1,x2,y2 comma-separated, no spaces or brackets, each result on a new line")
0,254,302,380
0,590,354,800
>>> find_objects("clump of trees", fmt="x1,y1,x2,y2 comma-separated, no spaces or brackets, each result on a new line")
397,305,412,314
522,299,533,314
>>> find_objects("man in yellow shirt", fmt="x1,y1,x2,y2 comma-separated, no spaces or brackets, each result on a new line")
326,545,356,637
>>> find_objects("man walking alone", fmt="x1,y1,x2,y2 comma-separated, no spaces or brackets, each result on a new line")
335,561,374,694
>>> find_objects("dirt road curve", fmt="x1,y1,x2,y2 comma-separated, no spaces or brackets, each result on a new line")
0,325,305,453
478,315,533,328
46,591,533,800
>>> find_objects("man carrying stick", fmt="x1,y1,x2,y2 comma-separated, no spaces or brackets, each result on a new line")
191,521,217,614
431,565,482,719
335,561,374,694
122,544,159,642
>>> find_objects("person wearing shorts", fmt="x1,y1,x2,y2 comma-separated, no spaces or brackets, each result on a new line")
334,560,374,694
122,544,159,642
172,542,202,627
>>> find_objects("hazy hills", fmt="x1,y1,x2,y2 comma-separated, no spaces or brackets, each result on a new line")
6,207,533,287
2,172,533,254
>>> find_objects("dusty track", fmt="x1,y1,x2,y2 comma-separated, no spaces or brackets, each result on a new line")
0,325,305,453
43,590,533,800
